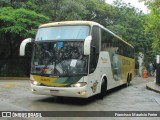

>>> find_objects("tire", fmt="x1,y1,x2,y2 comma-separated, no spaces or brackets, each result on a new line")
126,74,131,87
98,78,107,99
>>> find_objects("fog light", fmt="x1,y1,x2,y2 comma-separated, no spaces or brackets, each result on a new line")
78,91,87,95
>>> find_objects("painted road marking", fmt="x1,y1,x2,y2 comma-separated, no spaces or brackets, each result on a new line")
0,84,16,88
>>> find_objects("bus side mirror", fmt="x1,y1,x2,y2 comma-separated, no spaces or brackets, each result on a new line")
19,38,34,56
84,36,92,55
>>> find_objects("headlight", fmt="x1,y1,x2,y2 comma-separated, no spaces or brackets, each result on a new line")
31,80,41,86
71,82,87,87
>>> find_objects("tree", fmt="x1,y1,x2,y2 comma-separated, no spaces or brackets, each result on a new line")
84,0,113,26
106,0,155,65
0,0,156,76
140,0,160,53
56,0,87,21
0,7,49,57
0,0,28,8
107,1,147,47
0,7,49,76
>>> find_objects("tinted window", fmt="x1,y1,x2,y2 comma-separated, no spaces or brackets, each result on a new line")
89,26,100,73
101,28,134,58
101,29,115,52
92,26,100,53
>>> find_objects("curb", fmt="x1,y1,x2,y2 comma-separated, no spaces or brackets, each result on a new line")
146,81,160,93
0,77,30,80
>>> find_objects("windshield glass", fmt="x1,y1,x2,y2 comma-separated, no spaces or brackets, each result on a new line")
35,25,89,41
31,41,88,76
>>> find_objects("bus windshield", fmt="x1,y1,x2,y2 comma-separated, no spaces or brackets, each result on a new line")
35,25,90,41
31,41,88,77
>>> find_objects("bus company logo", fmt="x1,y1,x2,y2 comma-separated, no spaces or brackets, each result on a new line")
40,77,50,82
122,59,130,65
91,80,98,93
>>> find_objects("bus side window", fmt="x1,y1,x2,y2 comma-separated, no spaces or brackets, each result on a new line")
90,26,100,73
101,29,114,52
90,46,97,73
131,48,134,58
92,26,100,53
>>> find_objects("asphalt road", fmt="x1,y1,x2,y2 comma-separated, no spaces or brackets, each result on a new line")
0,77,160,120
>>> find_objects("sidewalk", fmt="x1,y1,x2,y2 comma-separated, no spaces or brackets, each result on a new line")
146,80,160,93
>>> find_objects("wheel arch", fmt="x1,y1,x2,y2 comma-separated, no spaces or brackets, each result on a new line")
100,74,108,91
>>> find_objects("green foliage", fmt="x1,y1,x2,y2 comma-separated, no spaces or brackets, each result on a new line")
0,0,157,76
85,0,112,25
107,1,147,49
0,6,50,76
0,0,28,8
106,0,156,64
56,0,87,21
0,6,49,56
140,0,160,53
0,7,49,37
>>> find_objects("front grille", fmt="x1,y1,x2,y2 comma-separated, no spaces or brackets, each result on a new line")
39,83,70,87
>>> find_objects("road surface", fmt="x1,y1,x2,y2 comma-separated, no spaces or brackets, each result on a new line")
0,77,160,120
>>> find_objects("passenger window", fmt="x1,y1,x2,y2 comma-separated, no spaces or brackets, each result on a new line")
89,26,100,73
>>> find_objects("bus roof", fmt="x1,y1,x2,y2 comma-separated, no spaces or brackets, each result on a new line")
39,21,100,28
39,21,134,48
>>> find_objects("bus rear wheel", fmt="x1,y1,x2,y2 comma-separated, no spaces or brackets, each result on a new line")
126,74,131,87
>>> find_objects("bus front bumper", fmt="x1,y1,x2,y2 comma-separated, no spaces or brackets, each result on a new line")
31,84,89,98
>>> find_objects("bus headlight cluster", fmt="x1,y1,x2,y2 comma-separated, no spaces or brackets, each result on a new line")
31,80,41,86
71,82,87,87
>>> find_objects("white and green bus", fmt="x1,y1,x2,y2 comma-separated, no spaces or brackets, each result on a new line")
20,21,135,99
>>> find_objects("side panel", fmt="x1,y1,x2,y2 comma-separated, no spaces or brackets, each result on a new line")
87,51,114,97
119,56,135,83
109,52,135,86
87,51,135,96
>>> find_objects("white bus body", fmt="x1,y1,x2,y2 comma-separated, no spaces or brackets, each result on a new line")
20,21,135,98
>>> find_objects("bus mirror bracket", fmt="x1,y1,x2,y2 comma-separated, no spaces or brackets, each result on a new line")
84,36,92,55
19,38,34,56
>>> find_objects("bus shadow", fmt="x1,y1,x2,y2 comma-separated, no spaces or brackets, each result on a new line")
35,96,98,106
106,84,127,96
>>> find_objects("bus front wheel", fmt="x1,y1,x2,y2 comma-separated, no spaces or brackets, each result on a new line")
98,78,107,99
